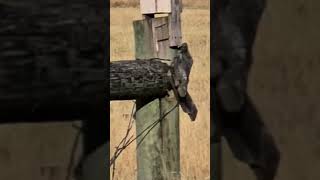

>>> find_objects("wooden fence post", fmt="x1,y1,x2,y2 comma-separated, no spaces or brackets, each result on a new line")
133,0,182,179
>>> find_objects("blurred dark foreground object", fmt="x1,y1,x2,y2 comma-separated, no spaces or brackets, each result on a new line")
0,1,105,122
0,1,107,179
75,143,109,180
212,0,280,180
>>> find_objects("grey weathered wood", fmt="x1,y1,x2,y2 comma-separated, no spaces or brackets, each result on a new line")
159,35,181,180
133,18,156,59
135,99,163,180
134,17,165,180
134,12,180,180
153,17,171,60
160,94,180,180
169,0,182,47
110,59,171,100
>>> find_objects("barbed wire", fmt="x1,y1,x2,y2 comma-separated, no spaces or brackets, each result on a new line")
110,101,136,179
135,102,179,149
110,100,179,180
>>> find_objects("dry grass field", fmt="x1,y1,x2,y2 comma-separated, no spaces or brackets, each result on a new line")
110,0,209,9
111,1,320,180
110,5,210,180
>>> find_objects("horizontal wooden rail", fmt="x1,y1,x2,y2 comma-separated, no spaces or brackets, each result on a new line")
110,59,171,100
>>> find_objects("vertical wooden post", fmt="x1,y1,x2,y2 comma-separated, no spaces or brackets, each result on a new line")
134,0,182,179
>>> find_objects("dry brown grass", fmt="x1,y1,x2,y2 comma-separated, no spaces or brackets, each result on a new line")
110,0,209,9
110,7,210,180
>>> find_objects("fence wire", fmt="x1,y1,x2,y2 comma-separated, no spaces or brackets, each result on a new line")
110,100,179,180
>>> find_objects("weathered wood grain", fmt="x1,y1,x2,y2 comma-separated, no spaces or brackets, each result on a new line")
110,59,171,100
169,0,182,47
134,14,181,179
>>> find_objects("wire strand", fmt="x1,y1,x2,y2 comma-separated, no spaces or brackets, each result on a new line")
109,100,179,179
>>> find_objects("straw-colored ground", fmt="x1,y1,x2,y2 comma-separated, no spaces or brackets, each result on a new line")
110,0,209,9
110,6,210,180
